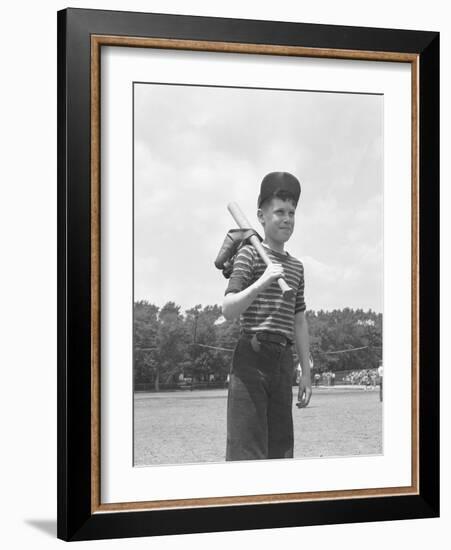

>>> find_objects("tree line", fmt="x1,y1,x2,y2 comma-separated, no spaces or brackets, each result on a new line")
134,300,382,391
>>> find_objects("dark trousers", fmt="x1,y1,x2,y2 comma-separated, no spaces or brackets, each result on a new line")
226,335,294,461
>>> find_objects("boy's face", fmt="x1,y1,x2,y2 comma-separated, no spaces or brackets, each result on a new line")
257,198,296,245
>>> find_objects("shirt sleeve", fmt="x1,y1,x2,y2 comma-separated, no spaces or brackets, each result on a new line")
295,262,306,313
224,245,254,295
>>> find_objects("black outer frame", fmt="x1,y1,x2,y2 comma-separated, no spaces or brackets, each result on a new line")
57,8,439,542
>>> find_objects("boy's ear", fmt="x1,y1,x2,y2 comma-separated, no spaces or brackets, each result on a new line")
257,208,265,225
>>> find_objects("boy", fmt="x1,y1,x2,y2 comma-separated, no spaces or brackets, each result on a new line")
222,171,311,461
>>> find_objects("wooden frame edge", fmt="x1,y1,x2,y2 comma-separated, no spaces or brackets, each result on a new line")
90,34,421,515
91,34,418,62
93,485,418,514
411,55,420,497
91,35,101,513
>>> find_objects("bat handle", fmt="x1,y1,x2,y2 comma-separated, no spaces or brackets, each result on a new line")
278,278,295,299
248,235,294,299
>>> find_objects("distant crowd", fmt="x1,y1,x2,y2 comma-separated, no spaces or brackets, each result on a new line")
343,369,379,388
313,371,336,386
313,369,380,388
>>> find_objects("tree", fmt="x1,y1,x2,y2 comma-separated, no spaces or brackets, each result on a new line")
133,301,383,390
154,302,190,391
133,301,159,388
307,308,382,373
185,304,234,383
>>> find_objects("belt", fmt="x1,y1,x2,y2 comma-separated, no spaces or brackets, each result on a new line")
242,330,292,347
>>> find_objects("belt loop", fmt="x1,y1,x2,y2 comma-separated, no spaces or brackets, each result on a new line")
250,334,261,353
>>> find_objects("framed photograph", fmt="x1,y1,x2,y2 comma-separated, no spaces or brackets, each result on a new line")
57,8,439,541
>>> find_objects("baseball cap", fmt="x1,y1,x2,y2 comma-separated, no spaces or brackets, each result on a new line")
257,172,301,208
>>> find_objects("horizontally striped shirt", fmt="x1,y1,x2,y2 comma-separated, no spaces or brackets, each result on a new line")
225,243,306,341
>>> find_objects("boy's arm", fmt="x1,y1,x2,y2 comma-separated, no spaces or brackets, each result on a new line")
294,310,312,407
222,263,284,320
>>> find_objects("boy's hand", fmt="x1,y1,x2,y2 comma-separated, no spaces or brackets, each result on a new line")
296,375,312,408
258,263,284,290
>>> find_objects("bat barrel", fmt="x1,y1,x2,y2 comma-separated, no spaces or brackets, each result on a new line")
227,201,252,229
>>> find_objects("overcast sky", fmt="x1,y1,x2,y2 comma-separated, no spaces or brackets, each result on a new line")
134,83,383,314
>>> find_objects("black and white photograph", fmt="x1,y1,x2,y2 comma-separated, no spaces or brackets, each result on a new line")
133,82,384,466
0,0,441,546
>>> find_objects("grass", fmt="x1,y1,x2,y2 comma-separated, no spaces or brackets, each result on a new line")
133,387,382,466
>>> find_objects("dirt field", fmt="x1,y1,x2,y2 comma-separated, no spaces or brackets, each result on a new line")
134,387,382,466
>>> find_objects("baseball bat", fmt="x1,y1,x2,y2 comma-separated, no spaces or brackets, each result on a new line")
227,201,294,299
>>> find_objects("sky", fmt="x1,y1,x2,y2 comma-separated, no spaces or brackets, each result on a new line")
134,83,383,314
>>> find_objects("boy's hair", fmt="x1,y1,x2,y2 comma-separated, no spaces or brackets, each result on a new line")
259,189,298,210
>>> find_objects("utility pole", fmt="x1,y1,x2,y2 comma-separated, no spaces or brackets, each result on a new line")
191,311,199,391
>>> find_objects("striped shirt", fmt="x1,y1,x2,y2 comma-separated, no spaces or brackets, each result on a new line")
225,243,306,341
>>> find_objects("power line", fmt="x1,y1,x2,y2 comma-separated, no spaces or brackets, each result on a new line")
317,345,369,355
137,344,379,355
191,343,234,352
